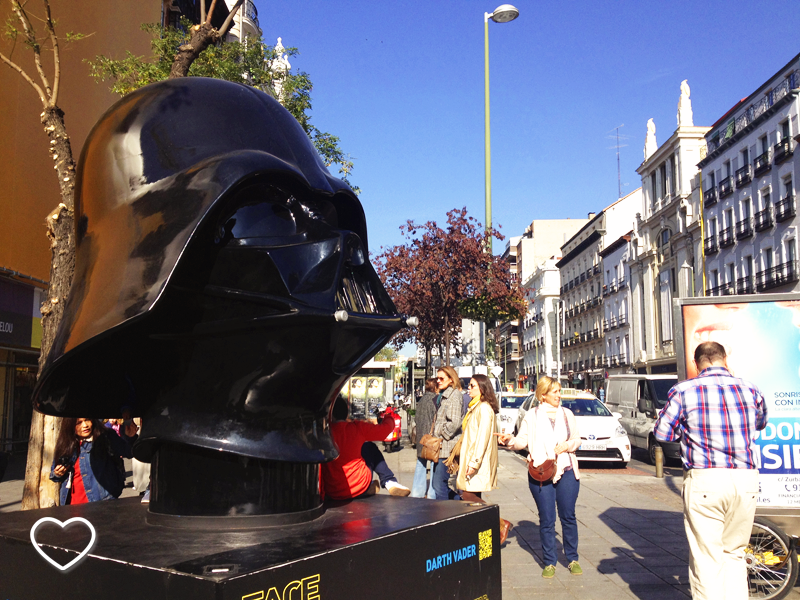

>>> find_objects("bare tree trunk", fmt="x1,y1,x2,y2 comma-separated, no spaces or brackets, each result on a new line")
21,108,75,510
444,314,450,366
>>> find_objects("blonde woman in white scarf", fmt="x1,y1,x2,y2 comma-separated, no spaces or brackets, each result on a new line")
499,376,582,578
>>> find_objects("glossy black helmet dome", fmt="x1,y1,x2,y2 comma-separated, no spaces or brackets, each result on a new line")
33,77,402,464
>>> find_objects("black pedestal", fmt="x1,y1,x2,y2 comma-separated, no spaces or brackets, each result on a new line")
0,496,502,600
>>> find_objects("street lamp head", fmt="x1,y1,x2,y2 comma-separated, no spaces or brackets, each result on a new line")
489,4,519,23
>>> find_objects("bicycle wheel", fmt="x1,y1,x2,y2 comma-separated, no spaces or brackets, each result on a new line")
747,517,798,600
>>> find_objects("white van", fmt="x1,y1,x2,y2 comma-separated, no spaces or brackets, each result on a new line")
604,374,679,464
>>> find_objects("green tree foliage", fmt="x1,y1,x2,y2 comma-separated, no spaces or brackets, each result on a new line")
87,19,357,190
374,346,398,362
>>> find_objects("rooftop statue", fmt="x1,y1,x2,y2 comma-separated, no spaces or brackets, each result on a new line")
678,79,693,127
644,118,658,161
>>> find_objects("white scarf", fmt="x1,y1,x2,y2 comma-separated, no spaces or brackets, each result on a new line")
529,405,572,484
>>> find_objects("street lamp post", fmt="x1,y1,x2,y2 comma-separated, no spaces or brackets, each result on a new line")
484,4,519,254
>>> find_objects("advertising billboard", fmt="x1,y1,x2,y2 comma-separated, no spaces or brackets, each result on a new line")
675,294,800,508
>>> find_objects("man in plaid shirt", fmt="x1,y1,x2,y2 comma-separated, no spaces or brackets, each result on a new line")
655,341,767,600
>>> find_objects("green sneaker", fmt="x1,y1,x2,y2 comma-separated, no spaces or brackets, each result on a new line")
568,561,583,575
542,565,556,578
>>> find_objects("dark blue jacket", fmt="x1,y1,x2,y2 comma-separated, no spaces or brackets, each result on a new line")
49,429,135,504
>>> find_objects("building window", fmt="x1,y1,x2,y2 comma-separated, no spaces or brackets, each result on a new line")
761,135,769,154
742,198,751,219
781,119,791,141
765,248,773,270
670,154,677,196
660,163,667,199
710,269,719,288
762,188,771,210
727,263,735,283
741,147,749,168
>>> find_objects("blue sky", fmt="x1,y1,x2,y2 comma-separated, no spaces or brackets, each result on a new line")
257,0,800,259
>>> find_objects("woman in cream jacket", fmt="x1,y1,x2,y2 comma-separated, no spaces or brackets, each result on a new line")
456,374,499,496
499,376,582,578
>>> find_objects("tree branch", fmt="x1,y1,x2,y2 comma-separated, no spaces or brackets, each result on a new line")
12,0,52,102
0,50,47,103
204,0,218,25
41,0,60,106
200,0,206,23
217,0,244,37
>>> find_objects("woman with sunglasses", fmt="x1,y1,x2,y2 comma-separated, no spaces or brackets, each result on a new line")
456,375,513,544
431,366,463,500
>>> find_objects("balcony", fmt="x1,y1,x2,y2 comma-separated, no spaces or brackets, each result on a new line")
586,268,593,280
568,281,574,290
735,218,753,240
736,275,754,295
718,226,735,248
756,260,798,292
602,284,609,297
754,150,771,176
704,187,718,207
242,0,260,30
619,278,628,289
735,164,752,188
754,206,773,232
591,296,600,307
608,315,618,330
703,234,718,255
719,176,733,198
617,353,629,366
618,314,628,327
776,194,796,223
775,138,793,164
593,264,601,275
609,281,618,294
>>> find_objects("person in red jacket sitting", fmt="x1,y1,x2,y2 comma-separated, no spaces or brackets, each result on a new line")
322,397,411,499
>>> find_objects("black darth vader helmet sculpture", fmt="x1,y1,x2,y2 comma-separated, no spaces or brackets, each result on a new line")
32,78,406,517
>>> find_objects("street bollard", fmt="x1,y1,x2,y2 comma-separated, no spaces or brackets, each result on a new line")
655,445,664,478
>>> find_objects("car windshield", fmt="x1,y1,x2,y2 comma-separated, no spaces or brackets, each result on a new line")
501,395,528,409
561,398,612,417
650,380,675,409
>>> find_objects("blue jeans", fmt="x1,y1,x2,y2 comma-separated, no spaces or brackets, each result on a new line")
361,442,395,487
431,458,453,500
528,468,580,566
411,457,436,499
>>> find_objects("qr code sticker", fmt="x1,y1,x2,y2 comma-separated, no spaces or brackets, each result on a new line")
478,528,492,560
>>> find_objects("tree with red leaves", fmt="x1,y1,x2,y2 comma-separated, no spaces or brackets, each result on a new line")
376,208,525,374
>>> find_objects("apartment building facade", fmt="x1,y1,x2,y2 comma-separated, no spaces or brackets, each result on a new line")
630,81,709,374
520,259,561,387
698,53,800,298
599,233,634,375
557,190,640,392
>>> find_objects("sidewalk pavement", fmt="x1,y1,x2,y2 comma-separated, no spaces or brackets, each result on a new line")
3,435,799,599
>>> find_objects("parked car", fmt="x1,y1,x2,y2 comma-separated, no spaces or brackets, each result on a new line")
559,389,631,466
604,374,679,464
512,388,631,466
514,394,537,436
496,392,532,436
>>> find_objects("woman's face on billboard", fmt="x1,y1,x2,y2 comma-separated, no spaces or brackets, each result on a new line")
683,303,746,378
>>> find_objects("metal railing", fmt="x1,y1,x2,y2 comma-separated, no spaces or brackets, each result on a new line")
736,275,754,295
776,194,796,222
775,138,793,164
754,150,771,176
735,218,753,240
719,176,733,198
704,187,718,207
735,164,752,188
756,260,798,292
704,235,718,255
244,0,260,29
719,226,735,248
754,206,773,232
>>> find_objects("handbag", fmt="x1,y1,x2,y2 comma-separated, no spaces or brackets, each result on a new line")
419,418,442,463
528,458,556,482
444,436,462,475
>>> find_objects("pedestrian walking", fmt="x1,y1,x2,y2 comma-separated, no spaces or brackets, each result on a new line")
411,378,438,498
499,376,583,578
431,366,463,500
654,341,767,600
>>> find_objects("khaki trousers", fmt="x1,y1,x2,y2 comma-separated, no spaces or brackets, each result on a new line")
682,468,759,600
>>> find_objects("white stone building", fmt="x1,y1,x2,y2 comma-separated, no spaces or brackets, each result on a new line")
697,53,800,297
521,258,561,386
599,233,634,375
630,81,710,374
557,190,641,392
